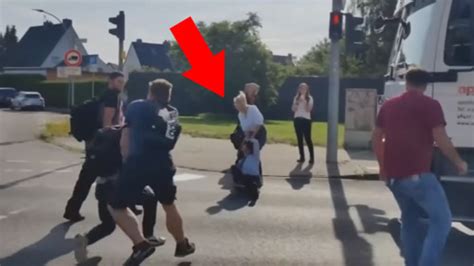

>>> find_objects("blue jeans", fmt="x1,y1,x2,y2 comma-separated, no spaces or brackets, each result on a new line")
387,173,452,266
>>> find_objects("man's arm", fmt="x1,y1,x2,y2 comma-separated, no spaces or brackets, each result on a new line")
372,127,386,180
120,127,130,161
103,107,116,128
433,126,468,175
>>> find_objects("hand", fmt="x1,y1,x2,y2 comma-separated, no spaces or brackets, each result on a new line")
455,160,469,175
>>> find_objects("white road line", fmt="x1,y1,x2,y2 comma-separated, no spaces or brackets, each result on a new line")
55,169,73,173
8,207,29,215
365,166,380,171
0,215,7,221
174,173,206,182
5,160,28,163
40,160,62,164
18,169,33,173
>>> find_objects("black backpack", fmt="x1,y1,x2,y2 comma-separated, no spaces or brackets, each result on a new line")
87,126,123,177
70,98,101,142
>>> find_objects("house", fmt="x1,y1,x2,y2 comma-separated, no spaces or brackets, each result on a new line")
123,39,174,78
1,19,112,77
272,53,295,66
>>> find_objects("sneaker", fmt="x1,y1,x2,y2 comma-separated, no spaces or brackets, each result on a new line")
63,212,85,223
146,236,166,247
123,241,155,266
174,238,195,257
74,234,89,263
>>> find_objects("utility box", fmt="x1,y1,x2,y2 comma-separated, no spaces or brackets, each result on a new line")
344,88,377,149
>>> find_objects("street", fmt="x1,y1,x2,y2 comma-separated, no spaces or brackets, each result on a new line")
0,110,473,266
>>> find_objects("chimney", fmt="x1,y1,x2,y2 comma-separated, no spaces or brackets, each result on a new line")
136,39,143,43
62,19,72,28
163,40,171,51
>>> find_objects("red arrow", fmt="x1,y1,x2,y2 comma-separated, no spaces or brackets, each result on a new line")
170,17,225,97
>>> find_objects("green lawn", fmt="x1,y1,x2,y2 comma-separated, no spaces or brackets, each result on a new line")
180,113,344,147
41,113,345,147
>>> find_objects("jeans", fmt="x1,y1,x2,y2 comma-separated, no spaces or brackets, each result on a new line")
293,118,314,160
387,173,452,266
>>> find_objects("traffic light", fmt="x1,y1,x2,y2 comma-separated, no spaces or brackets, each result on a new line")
109,11,125,41
345,14,366,56
329,11,343,41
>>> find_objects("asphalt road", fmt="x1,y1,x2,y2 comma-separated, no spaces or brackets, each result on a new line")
0,110,473,266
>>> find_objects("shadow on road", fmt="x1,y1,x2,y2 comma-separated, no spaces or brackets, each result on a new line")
207,173,250,215
387,218,474,265
328,163,375,266
0,222,75,266
286,163,313,190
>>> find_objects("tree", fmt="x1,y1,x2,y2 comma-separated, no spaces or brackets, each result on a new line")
296,0,398,78
295,38,364,77
170,13,287,113
0,25,18,57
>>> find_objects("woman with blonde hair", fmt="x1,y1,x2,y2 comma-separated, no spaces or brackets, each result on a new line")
292,83,314,164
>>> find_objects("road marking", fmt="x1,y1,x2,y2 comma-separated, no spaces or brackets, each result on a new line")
54,169,73,173
174,173,206,182
365,166,379,171
8,207,29,215
18,169,33,173
0,215,7,221
5,160,28,163
40,160,62,164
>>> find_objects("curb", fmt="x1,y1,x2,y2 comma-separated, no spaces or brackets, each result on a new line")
43,137,380,181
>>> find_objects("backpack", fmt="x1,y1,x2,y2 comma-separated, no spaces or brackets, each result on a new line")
87,126,123,177
70,98,101,142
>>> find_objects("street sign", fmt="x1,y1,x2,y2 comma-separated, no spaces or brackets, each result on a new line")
64,49,82,67
57,66,82,78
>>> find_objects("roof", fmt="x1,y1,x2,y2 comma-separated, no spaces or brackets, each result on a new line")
132,40,173,71
272,54,294,66
6,22,67,67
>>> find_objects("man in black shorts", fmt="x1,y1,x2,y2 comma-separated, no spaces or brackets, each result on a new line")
109,79,195,265
64,72,125,222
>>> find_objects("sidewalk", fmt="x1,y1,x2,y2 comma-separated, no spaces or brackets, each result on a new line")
51,135,379,179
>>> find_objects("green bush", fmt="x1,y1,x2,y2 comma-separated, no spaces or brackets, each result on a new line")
0,74,46,89
35,81,107,108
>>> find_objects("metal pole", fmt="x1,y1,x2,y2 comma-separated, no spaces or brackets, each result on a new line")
326,0,343,163
119,39,124,70
92,72,95,98
72,79,75,106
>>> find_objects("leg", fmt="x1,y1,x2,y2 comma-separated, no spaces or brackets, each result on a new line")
390,182,425,266
162,203,185,243
86,199,116,245
108,159,147,245
142,196,158,238
412,174,452,266
64,158,97,217
294,119,305,161
302,119,314,162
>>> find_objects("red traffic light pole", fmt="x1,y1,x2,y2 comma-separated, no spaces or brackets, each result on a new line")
327,0,344,164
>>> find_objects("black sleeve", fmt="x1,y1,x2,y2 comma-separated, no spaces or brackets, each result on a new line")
102,91,119,108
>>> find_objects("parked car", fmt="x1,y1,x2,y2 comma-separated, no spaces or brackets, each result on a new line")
10,91,45,111
0,87,17,107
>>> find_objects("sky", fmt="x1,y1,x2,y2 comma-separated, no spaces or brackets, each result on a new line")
0,0,332,64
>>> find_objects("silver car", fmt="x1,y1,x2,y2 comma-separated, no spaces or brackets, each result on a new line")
11,91,45,111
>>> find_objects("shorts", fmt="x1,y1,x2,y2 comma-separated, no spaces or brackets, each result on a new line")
109,156,177,209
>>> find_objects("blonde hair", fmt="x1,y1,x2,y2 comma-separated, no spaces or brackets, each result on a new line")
233,91,247,111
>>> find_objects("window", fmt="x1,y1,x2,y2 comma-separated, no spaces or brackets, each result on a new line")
25,94,40,99
445,0,474,66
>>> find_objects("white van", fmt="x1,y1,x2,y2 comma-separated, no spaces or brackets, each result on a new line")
381,0,474,226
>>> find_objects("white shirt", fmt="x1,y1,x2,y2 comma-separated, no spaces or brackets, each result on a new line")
293,96,314,120
238,105,264,133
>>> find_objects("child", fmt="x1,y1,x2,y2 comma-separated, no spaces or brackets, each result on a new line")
74,172,165,263
231,138,262,205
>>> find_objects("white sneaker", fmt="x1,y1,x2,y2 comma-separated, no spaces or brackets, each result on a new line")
74,234,88,263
